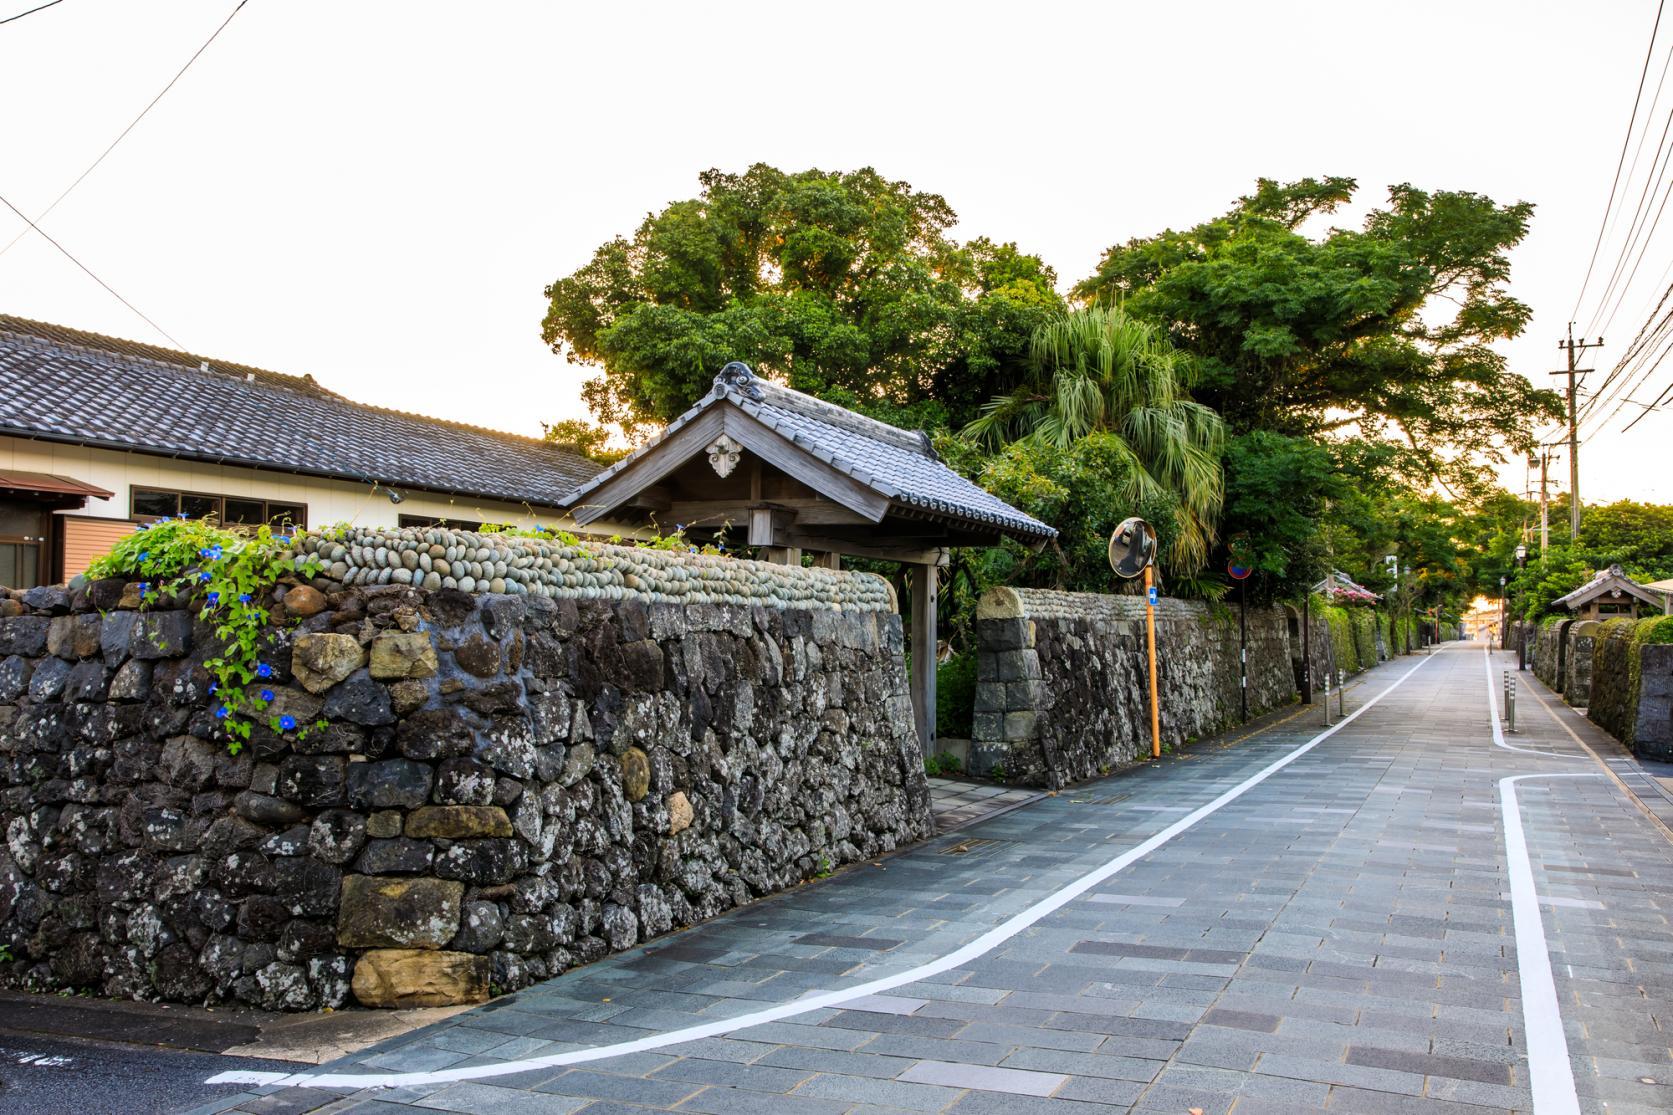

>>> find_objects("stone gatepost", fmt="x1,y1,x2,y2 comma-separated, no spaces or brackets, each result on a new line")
971,588,1041,778
1564,620,1601,708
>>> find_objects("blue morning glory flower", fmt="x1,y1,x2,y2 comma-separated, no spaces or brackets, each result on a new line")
279,715,297,732
256,662,273,679
214,705,229,720
198,571,212,583
176,512,187,520
207,682,217,694
259,688,273,702
206,591,219,606
138,551,149,562
238,593,252,603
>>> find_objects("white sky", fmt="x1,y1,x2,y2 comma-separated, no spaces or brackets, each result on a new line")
0,0,1666,503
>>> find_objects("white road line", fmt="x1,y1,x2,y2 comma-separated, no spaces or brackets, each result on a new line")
1480,640,1594,1114
1500,773,1594,1115
1483,648,1585,759
210,653,1435,1092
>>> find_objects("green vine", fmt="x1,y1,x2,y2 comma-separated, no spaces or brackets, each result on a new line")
88,517,322,753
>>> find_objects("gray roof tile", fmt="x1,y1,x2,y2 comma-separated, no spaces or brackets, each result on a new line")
0,316,600,509
564,364,1055,541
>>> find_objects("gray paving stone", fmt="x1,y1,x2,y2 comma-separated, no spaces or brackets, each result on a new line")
649,1057,813,1093
534,1070,703,1105
793,1072,963,1110
898,1058,1067,1095
409,1082,590,1113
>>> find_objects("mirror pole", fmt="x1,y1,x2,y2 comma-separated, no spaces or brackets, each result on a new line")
1144,565,1161,759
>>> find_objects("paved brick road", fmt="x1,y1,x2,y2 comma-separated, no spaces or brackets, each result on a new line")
196,644,1673,1115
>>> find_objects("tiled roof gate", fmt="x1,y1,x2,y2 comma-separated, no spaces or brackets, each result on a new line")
561,362,1056,752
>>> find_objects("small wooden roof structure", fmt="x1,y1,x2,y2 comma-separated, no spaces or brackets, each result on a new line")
1553,564,1666,619
560,362,1055,749
1645,577,1673,614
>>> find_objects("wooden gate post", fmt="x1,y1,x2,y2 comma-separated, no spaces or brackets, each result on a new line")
909,562,939,754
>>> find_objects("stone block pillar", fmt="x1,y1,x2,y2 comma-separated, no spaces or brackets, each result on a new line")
971,590,1041,779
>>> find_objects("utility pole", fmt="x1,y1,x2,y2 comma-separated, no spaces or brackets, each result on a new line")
1551,325,1603,540
1538,450,1550,562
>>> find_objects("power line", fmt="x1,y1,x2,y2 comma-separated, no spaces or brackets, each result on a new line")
1574,279,1673,432
1582,41,1673,338
0,0,65,26
0,0,250,258
1621,385,1672,429
1570,0,1667,322
0,190,182,348
1585,110,1673,338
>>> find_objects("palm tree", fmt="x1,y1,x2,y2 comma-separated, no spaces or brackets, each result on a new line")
965,305,1225,570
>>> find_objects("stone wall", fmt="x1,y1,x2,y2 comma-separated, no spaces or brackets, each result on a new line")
971,588,1301,789
1635,644,1673,760
1564,621,1601,707
0,556,929,1010
1532,620,1571,692
1589,620,1642,747
1588,621,1673,760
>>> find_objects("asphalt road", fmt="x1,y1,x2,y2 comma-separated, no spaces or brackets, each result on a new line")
0,1030,289,1114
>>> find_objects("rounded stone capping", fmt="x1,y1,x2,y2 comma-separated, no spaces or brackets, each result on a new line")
288,527,893,613
978,586,1026,620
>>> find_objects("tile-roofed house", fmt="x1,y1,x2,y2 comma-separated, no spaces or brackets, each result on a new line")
559,361,1055,752
0,315,603,587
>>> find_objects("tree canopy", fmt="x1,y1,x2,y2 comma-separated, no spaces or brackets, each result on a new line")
1076,177,1562,486
965,305,1224,570
537,164,1580,651
541,163,1062,431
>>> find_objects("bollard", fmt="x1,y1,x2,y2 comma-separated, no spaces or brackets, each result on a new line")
1322,671,1333,726
1337,669,1346,718
1502,670,1509,720
1508,674,1517,734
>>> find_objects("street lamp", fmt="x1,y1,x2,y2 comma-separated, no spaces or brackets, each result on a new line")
1514,543,1529,670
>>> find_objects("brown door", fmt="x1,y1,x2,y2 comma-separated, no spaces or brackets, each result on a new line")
0,500,49,590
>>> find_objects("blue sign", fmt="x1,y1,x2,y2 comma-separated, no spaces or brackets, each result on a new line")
1147,586,1159,607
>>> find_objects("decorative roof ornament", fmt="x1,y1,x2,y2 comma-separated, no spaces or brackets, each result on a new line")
705,433,743,478
715,361,764,402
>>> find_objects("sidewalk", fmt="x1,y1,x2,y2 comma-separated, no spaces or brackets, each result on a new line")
184,644,1673,1113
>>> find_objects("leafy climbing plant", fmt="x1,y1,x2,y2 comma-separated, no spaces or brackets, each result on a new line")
88,517,322,752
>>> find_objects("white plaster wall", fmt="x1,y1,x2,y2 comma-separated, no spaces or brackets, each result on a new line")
0,434,588,531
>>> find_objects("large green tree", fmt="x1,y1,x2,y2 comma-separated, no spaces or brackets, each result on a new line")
1077,177,1561,486
964,305,1224,570
541,164,1062,431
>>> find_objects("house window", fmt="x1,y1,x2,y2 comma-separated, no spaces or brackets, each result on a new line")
131,487,307,530
399,514,486,531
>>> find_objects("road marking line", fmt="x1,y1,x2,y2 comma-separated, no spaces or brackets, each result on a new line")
1483,648,1585,759
210,654,1435,1092
1500,773,1594,1115
1480,642,1597,1114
